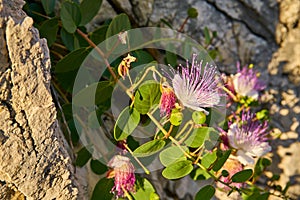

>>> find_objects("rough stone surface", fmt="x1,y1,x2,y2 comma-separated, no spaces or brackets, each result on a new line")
0,0,81,199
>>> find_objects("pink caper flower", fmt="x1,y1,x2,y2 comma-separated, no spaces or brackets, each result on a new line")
232,63,265,100
227,111,271,165
171,54,222,115
107,155,135,197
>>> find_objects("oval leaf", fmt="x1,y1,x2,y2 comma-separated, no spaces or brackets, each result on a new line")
38,17,58,46
185,127,216,148
162,160,193,179
134,80,161,114
90,25,108,45
60,1,81,33
41,0,56,15
133,140,165,157
55,47,90,73
201,151,217,168
212,149,231,171
90,159,108,175
159,146,188,167
232,169,253,183
80,0,102,25
60,28,89,51
195,185,215,200
132,177,158,200
73,81,113,106
114,107,140,141
75,147,92,167
91,178,114,200
106,13,131,38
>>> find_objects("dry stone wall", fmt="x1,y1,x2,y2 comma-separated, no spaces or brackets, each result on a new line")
0,0,82,199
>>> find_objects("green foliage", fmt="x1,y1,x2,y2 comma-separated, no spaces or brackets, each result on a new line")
114,107,140,141
75,147,92,167
61,27,89,51
184,127,218,148
106,13,131,38
41,0,56,15
190,168,211,180
203,27,211,45
212,149,231,171
79,0,103,26
60,1,81,33
133,177,159,200
38,18,59,46
201,151,217,168
253,157,271,179
231,169,253,183
90,25,109,44
134,80,161,114
55,47,91,73
187,7,198,18
162,160,193,179
159,146,188,167
195,185,215,200
73,81,113,106
90,159,108,175
91,178,114,200
133,139,166,157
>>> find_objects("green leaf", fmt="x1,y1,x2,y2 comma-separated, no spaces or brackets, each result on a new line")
184,127,216,148
114,107,140,141
195,185,215,200
75,147,92,167
90,159,108,175
73,81,113,106
160,18,173,29
79,0,102,25
159,146,188,167
41,0,56,15
162,160,193,179
130,50,154,68
39,18,58,46
201,151,217,168
90,25,108,45
134,80,161,114
221,170,229,177
60,28,89,51
133,139,166,157
132,177,158,200
60,1,81,33
91,178,114,200
203,27,211,44
187,7,198,18
190,168,211,180
232,169,253,183
23,2,46,23
106,13,131,38
55,47,90,73
165,50,177,67
212,149,231,171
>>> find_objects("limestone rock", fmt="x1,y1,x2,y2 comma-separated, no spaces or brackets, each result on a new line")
0,0,81,199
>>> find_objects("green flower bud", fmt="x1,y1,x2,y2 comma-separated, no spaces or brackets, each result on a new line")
192,111,206,124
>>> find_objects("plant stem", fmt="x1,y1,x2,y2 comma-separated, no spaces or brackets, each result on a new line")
178,17,189,32
124,144,150,175
147,113,192,159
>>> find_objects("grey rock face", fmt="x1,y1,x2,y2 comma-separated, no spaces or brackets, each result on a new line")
0,0,81,199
